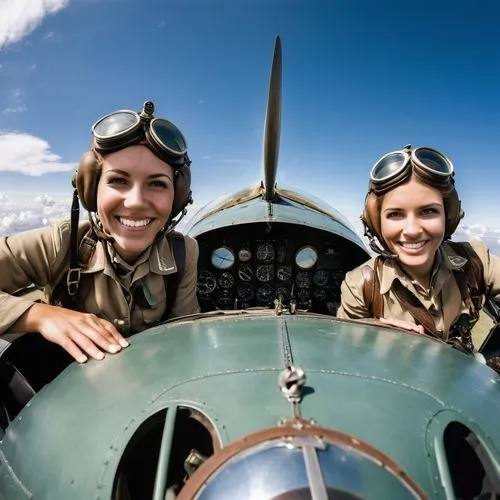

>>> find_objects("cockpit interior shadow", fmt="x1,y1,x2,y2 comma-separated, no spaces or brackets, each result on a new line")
2,332,73,392
113,407,217,499
0,332,73,429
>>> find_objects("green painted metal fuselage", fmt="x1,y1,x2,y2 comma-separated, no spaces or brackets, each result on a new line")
1,312,499,498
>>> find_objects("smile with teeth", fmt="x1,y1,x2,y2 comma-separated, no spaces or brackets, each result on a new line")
118,217,152,228
399,241,427,250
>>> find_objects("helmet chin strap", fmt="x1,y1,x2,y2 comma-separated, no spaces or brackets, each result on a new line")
362,222,398,259
89,213,115,243
368,237,397,259
154,206,188,241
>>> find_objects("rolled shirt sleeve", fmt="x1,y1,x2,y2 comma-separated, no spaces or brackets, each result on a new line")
469,239,500,299
0,222,70,333
337,266,372,320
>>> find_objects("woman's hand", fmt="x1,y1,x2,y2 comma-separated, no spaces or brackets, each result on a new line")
379,317,425,334
15,303,129,363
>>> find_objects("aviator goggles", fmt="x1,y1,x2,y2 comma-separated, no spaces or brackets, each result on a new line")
91,101,189,167
369,145,454,195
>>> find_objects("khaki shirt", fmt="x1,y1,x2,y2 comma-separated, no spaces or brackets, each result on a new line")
0,220,200,337
337,239,500,340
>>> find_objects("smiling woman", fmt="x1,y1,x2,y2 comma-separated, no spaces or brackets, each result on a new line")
97,147,176,263
0,101,200,364
337,145,500,367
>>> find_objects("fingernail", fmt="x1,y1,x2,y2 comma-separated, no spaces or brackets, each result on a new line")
77,355,88,364
119,339,129,348
95,351,105,360
108,344,121,353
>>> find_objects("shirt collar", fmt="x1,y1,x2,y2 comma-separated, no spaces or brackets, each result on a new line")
81,236,177,276
379,258,403,294
441,242,468,271
149,236,177,275
378,245,462,295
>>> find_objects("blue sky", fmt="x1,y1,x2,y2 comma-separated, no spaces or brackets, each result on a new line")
0,0,499,249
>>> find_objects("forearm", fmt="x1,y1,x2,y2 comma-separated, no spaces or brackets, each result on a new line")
6,302,55,334
0,292,39,334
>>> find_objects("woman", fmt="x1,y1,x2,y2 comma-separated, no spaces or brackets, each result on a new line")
0,101,199,363
337,145,500,350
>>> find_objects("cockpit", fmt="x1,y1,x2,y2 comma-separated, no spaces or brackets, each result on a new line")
186,184,370,315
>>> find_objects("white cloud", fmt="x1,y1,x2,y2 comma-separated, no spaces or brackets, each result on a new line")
453,224,500,256
2,105,27,115
0,132,76,175
2,88,27,114
36,194,56,207
0,193,70,236
42,31,55,41
0,0,69,49
41,30,62,43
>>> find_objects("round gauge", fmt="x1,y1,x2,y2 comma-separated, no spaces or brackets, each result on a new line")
211,246,235,270
256,284,275,303
276,265,292,282
297,288,310,301
238,247,252,262
217,290,234,308
313,269,329,286
237,265,253,282
236,285,255,301
197,270,217,296
218,271,234,289
276,287,291,301
296,271,311,288
295,245,318,270
256,265,274,282
256,242,275,263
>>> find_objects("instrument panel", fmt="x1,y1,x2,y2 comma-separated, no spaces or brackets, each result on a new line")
195,223,369,315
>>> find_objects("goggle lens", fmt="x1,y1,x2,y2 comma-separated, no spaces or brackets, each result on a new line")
369,146,454,194
150,118,187,155
413,148,453,175
371,152,407,182
93,111,139,139
91,104,189,165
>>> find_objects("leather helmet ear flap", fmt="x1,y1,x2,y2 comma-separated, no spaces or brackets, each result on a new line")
443,187,464,239
362,191,380,241
171,164,192,219
74,151,102,212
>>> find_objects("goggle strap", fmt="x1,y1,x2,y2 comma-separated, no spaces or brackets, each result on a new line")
67,189,82,296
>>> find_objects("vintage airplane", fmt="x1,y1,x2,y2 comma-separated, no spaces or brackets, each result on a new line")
0,37,500,500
